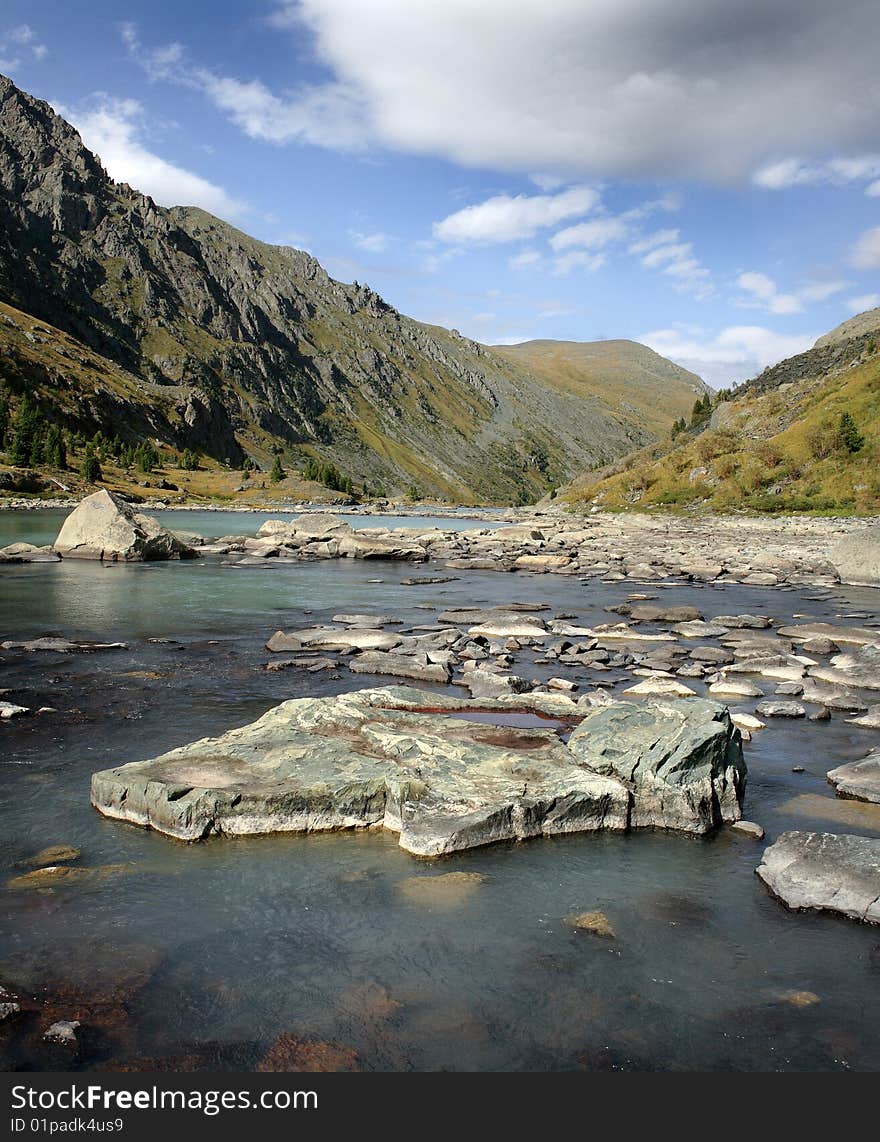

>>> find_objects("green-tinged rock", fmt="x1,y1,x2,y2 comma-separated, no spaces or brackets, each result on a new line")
90,685,745,856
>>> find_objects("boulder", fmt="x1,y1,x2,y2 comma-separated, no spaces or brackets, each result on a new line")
756,831,880,923
614,603,703,623
337,532,425,560
568,697,745,832
827,752,880,804
829,527,880,585
755,700,806,718
53,490,197,561
0,542,60,563
348,652,450,683
90,684,744,855
624,678,697,698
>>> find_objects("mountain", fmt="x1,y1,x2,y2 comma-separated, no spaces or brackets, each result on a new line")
0,73,704,504
814,306,880,349
493,340,706,437
553,307,880,515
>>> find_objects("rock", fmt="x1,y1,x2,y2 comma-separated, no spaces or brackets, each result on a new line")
397,871,485,909
337,532,425,560
614,603,702,623
90,684,743,855
27,845,80,866
829,526,880,585
0,700,29,718
0,541,60,563
732,820,764,839
755,701,806,718
547,678,578,692
776,622,876,647
827,752,880,804
349,652,451,684
810,708,832,722
567,910,615,938
801,637,839,655
810,644,880,691
568,697,745,832
0,986,20,1023
258,1034,359,1072
713,614,772,629
708,680,763,699
43,1020,80,1045
514,553,571,571
331,613,398,627
741,572,778,586
461,669,533,698
775,681,804,696
691,646,734,664
53,490,197,561
0,637,126,653
623,678,697,698
847,704,880,728
731,712,766,731
6,863,123,890
756,831,880,923
674,621,730,638
781,990,820,1008
468,615,547,639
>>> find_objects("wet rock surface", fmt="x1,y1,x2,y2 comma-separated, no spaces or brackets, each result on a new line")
90,685,744,855
757,831,880,923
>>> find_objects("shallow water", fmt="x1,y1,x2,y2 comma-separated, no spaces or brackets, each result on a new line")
1,510,879,1071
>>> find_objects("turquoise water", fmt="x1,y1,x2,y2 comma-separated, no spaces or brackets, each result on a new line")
1,510,879,1071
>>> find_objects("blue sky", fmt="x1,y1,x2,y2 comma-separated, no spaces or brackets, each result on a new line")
2,0,879,387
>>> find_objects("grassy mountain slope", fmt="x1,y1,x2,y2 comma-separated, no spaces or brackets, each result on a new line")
494,339,707,437
0,73,704,505
555,323,880,515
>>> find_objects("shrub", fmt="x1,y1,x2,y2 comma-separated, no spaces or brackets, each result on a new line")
180,449,199,471
838,411,864,453
270,454,286,483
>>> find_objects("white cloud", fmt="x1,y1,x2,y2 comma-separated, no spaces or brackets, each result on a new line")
61,96,245,218
550,216,629,251
552,251,606,276
537,306,576,319
433,186,598,244
754,154,880,196
642,324,816,387
509,248,543,270
229,2,880,183
844,293,880,314
735,271,848,315
0,22,48,70
350,230,388,253
641,242,692,269
628,228,679,254
851,227,880,269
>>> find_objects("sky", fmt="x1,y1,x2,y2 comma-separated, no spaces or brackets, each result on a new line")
2,0,880,388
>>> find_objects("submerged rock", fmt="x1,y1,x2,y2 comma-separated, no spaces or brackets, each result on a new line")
566,910,615,938
756,831,880,924
89,684,745,857
53,490,197,561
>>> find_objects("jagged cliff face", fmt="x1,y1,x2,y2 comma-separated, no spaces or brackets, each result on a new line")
0,73,693,502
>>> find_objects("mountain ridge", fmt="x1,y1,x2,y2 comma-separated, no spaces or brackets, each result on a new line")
0,72,705,503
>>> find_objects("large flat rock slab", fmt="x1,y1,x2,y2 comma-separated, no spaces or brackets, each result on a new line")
827,752,880,804
90,685,745,857
756,831,880,924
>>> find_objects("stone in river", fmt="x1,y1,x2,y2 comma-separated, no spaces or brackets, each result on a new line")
708,680,763,699
1,637,126,653
847,705,880,728
731,712,766,731
43,1020,80,1045
755,700,806,718
732,820,764,839
624,678,697,697
331,614,399,627
273,627,402,652
53,490,197,561
566,910,615,938
776,622,876,647
829,527,880,586
613,603,703,623
257,1034,359,1073
27,845,80,866
0,542,60,563
397,871,485,909
348,652,451,683
461,669,533,698
468,616,547,639
712,614,772,629
756,831,880,924
810,644,880,691
567,696,745,832
89,684,744,855
0,700,29,718
827,752,880,804
674,621,730,638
